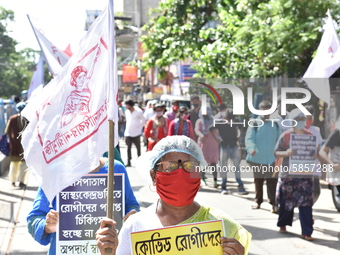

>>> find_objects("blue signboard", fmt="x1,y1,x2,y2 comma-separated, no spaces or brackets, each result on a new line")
180,64,197,82
56,173,124,254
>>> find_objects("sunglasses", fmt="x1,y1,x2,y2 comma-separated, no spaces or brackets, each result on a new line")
155,159,200,173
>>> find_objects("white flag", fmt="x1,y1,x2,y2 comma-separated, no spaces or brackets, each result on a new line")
27,15,70,76
28,56,44,100
303,11,340,107
22,5,118,203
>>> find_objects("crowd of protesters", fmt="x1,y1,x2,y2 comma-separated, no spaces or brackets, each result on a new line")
118,95,339,241
117,97,250,194
2,92,337,253
93,94,338,252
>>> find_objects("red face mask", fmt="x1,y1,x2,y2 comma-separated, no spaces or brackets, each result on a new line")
305,119,313,129
172,105,179,112
156,168,200,207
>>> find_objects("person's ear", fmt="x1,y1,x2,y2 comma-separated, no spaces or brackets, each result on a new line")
150,170,156,185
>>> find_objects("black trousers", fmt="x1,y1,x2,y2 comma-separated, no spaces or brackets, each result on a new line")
248,162,277,205
125,136,141,163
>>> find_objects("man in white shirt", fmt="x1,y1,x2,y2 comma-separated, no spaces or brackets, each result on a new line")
124,100,146,166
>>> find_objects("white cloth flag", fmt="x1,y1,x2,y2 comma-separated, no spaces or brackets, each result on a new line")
28,56,44,100
27,15,70,76
21,5,118,204
302,11,340,107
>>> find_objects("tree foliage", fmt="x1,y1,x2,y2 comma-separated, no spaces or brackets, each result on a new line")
141,0,340,78
0,6,37,98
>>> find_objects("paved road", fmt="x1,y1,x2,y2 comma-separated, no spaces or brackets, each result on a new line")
1,141,339,254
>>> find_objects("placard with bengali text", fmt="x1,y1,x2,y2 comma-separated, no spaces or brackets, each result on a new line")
289,134,317,175
56,173,124,255
131,220,224,255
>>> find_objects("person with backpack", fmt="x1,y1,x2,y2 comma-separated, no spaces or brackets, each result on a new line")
245,100,281,212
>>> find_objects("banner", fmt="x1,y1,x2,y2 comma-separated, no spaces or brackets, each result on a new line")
56,174,124,255
303,11,340,107
27,15,70,76
28,56,44,100
131,220,224,255
21,5,119,204
289,134,317,175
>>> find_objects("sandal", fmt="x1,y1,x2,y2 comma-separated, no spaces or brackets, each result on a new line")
302,235,314,241
279,226,287,233
251,203,260,209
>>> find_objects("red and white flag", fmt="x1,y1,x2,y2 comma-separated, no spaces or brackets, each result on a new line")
303,11,340,107
63,44,73,57
27,15,70,77
21,4,118,203
28,56,44,100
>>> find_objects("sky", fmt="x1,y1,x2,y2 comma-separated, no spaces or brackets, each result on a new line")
0,0,123,53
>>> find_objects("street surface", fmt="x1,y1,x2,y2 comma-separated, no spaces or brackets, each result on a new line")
0,141,339,255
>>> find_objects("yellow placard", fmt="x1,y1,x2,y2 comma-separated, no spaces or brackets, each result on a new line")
131,220,224,255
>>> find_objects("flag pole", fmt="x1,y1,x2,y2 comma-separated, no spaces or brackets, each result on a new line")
106,120,115,254
106,0,116,254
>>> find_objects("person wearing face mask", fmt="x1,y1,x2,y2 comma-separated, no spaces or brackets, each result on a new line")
245,101,281,212
167,106,195,140
96,136,252,255
164,100,179,122
124,100,146,167
189,96,201,140
195,107,220,188
144,104,170,151
214,103,228,119
212,107,249,195
274,108,320,241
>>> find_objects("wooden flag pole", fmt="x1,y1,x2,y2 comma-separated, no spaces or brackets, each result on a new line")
106,120,115,254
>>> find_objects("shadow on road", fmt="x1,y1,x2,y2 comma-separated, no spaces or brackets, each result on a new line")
0,190,34,202
243,224,340,250
313,208,340,215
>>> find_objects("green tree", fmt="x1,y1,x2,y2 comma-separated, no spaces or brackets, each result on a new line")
0,7,37,98
141,0,340,78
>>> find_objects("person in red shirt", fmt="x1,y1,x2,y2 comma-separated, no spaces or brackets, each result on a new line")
168,106,195,140
144,104,170,151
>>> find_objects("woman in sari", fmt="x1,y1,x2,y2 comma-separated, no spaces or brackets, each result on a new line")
144,104,170,151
